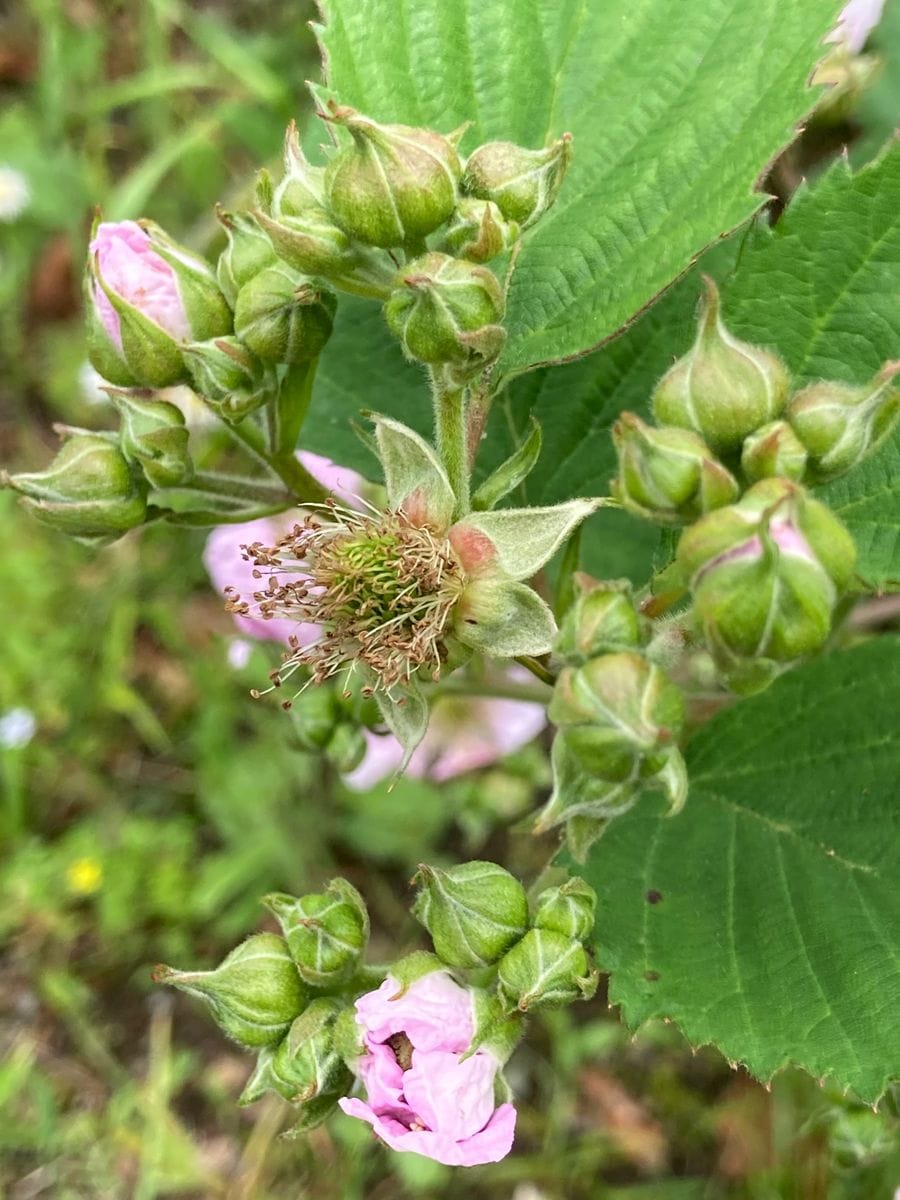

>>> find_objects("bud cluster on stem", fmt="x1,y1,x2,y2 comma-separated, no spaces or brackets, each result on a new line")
156,861,600,1163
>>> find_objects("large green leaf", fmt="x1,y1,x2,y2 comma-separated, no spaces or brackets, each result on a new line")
312,0,834,376
580,637,900,1103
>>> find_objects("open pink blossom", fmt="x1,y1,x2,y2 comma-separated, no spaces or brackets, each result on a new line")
338,971,516,1166
345,668,546,789
90,221,190,350
203,451,365,643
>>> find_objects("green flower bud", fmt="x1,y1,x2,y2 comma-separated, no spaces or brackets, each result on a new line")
108,389,193,489
611,413,739,525
532,877,598,942
272,121,327,216
234,265,336,364
289,685,340,751
741,419,808,483
442,198,520,263
461,134,572,228
556,576,646,664
263,879,369,987
549,653,685,782
787,363,900,482
384,252,505,374
652,276,789,453
412,861,528,969
152,933,306,1049
215,208,277,307
240,998,352,1107
255,204,362,278
3,432,147,541
324,105,462,248
497,928,598,1012
181,335,274,420
676,478,857,690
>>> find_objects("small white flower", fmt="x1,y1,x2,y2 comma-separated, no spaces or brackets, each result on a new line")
826,0,885,54
0,707,37,750
0,166,30,222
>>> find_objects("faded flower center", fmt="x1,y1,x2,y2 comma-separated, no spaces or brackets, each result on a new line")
226,503,465,700
386,1031,414,1071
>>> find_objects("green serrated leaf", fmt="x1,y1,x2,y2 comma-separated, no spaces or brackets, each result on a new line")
577,637,900,1102
312,0,833,376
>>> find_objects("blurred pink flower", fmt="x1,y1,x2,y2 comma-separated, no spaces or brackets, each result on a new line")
90,221,190,349
826,0,885,53
203,451,364,644
345,670,546,789
338,971,516,1166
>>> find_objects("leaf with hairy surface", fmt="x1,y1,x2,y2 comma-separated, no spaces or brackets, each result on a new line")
577,637,900,1102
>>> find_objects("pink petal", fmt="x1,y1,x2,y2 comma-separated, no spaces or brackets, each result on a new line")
402,1049,498,1141
90,221,190,345
357,1040,406,1108
337,1097,517,1167
353,973,474,1054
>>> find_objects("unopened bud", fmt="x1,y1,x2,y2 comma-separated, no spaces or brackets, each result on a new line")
108,389,193,488
182,335,273,420
152,933,306,1048
555,576,645,664
412,861,528,969
443,198,520,262
234,265,336,364
263,879,369,987
532,877,597,942
676,478,857,690
255,204,361,278
272,121,326,216
324,723,367,774
787,363,900,481
611,413,739,524
4,432,147,541
462,135,572,228
240,998,352,1107
324,106,462,248
87,218,232,389
741,419,808,483
652,276,789,453
549,653,685,782
215,208,277,307
497,928,598,1012
385,252,505,374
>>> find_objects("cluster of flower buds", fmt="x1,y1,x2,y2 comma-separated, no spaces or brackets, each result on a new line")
607,274,898,696
251,103,570,377
536,577,688,860
156,862,597,1164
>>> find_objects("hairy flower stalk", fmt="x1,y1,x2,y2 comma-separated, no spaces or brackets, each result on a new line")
227,502,466,701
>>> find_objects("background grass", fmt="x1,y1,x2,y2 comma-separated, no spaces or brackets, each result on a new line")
1,2,899,1197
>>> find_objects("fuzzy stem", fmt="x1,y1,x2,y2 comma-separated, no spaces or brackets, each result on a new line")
432,371,470,518
215,410,330,505
514,654,557,686
188,471,292,505
432,679,551,704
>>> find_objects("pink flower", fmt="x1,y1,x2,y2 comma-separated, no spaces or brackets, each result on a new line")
338,972,516,1166
203,451,365,643
90,221,190,350
345,668,546,789
826,0,885,53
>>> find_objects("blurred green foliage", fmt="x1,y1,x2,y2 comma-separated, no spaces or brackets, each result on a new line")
1,1,899,1197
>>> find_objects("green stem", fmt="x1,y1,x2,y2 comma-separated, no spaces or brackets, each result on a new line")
432,679,551,705
189,470,291,505
432,372,470,518
217,411,330,505
514,654,557,686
